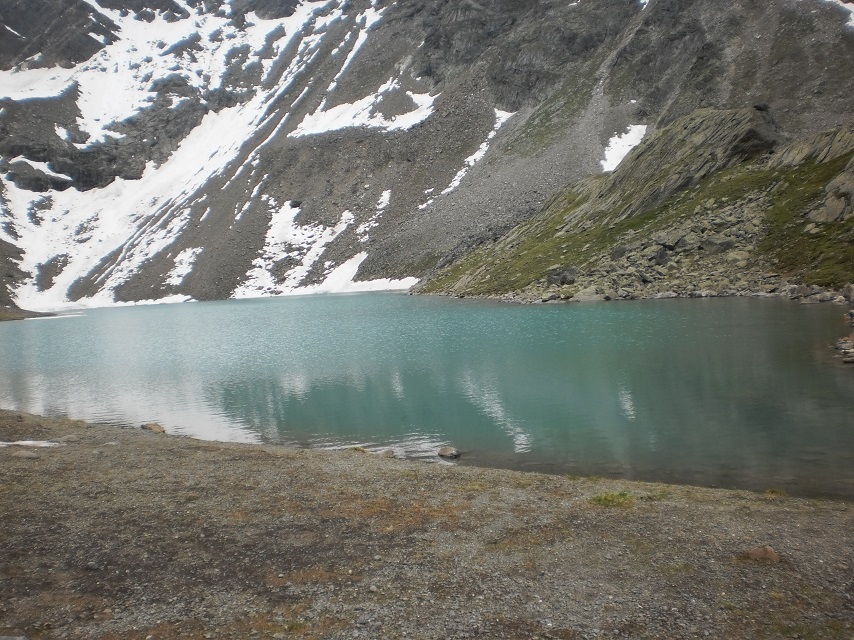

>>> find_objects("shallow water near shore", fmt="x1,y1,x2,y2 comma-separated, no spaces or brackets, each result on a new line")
1,293,852,498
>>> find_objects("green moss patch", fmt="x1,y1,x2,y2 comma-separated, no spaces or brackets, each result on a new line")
759,152,854,287
421,147,854,297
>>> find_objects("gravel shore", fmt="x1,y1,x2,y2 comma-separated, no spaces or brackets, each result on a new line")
2,410,853,639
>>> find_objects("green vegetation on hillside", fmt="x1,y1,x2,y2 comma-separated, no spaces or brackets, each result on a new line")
420,148,854,296
760,152,854,287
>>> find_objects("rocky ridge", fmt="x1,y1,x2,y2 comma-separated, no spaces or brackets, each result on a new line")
0,0,853,310
417,108,854,324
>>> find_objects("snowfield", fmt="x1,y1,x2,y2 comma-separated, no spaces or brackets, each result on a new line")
0,0,441,310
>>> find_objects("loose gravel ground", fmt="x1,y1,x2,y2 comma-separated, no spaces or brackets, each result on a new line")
2,410,853,639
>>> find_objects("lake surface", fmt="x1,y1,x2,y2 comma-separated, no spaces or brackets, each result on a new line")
1,294,853,498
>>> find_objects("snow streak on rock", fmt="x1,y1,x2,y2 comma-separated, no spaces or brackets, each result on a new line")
355,189,390,242
601,125,648,172
420,109,514,210
232,201,354,298
440,109,514,196
290,75,437,137
232,197,416,298
0,0,434,310
165,247,203,286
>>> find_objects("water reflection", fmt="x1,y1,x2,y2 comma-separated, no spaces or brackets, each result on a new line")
1,294,853,497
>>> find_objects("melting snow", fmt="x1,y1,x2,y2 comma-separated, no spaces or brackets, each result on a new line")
298,252,418,294
232,202,354,298
439,109,514,196
821,0,854,27
2,0,422,311
600,124,647,172
1,0,435,310
165,247,203,286
4,24,24,39
376,189,391,210
290,76,437,137
233,199,416,297
11,157,71,181
356,190,391,242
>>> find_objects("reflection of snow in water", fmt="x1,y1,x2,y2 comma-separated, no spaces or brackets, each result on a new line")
460,372,532,453
619,385,636,421
313,433,450,462
0,440,62,447
390,370,404,399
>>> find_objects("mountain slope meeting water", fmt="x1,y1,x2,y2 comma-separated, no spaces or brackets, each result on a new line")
0,0,853,312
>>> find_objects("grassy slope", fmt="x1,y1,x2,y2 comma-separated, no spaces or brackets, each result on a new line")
420,150,854,296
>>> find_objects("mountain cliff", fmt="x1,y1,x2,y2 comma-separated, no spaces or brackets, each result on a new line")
1,0,853,311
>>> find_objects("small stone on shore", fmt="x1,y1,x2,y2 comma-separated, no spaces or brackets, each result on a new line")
141,423,166,434
742,545,781,563
438,446,460,459
11,451,39,459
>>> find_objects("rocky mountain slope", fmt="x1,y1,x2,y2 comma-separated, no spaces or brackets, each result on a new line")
1,0,853,311
418,108,854,302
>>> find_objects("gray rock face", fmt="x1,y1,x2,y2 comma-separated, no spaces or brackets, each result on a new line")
0,0,852,309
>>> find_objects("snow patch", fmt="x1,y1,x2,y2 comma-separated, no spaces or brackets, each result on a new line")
437,109,514,198
319,5,384,105
2,0,424,310
165,247,203,286
232,203,355,298
291,76,437,137
600,124,648,172
2,0,338,145
376,189,391,210
11,158,71,181
4,0,360,311
298,252,418,294
821,0,854,27
4,24,24,38
0,440,62,447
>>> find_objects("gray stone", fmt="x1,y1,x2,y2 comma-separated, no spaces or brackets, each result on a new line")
571,286,606,302
11,450,39,459
141,422,166,434
742,545,781,563
546,267,579,286
438,446,460,459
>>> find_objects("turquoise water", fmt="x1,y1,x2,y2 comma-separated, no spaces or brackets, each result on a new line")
1,294,853,498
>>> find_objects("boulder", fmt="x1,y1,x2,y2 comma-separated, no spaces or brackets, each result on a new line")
742,545,781,563
438,446,460,459
571,286,606,302
141,422,166,434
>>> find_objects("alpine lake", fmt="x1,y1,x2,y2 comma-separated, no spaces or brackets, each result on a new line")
2,293,853,499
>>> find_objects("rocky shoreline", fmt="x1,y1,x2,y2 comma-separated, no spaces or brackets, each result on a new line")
2,410,854,639
500,189,854,308
0,306,54,322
